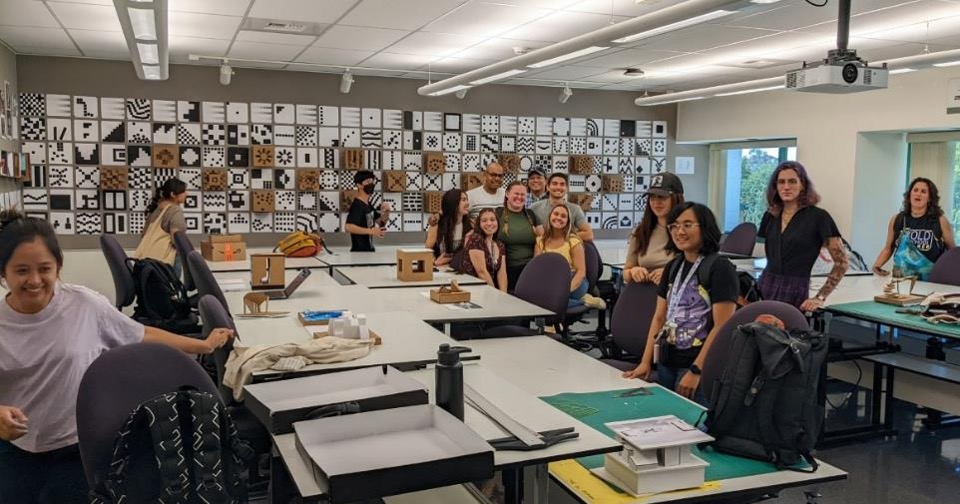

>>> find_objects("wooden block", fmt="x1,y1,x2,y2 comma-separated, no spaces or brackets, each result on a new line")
568,193,594,212
340,190,359,212
252,145,275,168
202,168,227,191
384,170,407,192
461,173,483,192
569,155,594,175
497,154,520,175
251,189,275,213
153,145,177,168
424,191,443,214
423,152,446,175
100,166,129,190
602,174,624,193
341,148,365,170
297,169,320,191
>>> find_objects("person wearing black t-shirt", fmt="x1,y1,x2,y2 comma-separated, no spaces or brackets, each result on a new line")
872,177,955,280
757,161,848,311
623,202,737,402
344,170,391,252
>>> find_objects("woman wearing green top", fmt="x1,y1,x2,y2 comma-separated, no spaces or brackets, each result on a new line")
497,182,543,291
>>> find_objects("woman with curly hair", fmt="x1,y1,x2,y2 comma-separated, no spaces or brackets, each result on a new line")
872,177,956,280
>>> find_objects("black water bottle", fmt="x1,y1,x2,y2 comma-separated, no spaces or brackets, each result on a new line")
435,344,471,421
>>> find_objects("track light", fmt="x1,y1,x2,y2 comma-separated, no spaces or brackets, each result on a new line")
559,84,572,104
455,88,468,100
219,62,232,86
340,69,354,94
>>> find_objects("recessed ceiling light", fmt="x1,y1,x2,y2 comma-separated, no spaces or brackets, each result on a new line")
888,68,917,74
127,7,157,41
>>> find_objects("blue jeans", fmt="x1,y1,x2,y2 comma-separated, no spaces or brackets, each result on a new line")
568,277,589,308
657,365,708,407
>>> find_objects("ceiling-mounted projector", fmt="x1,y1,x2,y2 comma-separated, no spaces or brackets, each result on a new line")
785,0,888,94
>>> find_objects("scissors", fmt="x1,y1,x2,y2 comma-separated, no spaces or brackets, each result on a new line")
487,427,579,451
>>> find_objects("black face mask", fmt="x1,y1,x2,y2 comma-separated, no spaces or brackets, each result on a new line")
363,184,375,195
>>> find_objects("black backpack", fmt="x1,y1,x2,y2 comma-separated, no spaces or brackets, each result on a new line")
666,254,761,307
127,258,198,332
90,388,253,504
705,322,827,471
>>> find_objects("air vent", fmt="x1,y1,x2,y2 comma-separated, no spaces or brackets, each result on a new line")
785,71,799,89
263,21,308,33
863,69,873,85
241,18,324,37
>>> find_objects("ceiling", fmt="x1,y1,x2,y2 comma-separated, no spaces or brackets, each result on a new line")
1,0,960,93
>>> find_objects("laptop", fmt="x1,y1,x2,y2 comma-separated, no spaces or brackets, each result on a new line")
263,268,312,300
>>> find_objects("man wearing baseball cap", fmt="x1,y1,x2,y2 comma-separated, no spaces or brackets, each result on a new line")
525,169,548,207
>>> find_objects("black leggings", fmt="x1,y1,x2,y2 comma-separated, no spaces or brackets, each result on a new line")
506,263,528,292
0,440,88,504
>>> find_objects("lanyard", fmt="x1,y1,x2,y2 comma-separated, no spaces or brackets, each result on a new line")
667,256,703,322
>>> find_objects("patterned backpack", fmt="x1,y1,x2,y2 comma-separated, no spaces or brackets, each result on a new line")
90,388,253,504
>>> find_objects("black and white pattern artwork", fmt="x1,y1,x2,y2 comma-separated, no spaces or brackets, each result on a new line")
101,144,125,166
228,124,250,145
251,103,272,124
274,125,296,146
226,102,248,123
126,99,151,120
153,123,177,144
178,101,200,122
153,100,176,122
202,102,225,123
252,124,273,145
46,94,71,117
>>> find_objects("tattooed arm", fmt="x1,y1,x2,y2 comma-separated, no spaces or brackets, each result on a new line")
800,237,849,312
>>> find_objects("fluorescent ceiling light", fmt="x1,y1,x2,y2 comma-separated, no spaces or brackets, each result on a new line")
751,0,784,3
469,69,525,85
613,10,734,44
527,46,608,69
933,60,960,67
127,7,157,41
142,65,161,80
715,85,784,96
429,84,472,97
888,68,917,74
671,96,705,103
137,43,158,64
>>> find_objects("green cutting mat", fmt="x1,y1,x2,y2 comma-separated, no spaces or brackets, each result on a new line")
827,301,960,340
540,386,782,481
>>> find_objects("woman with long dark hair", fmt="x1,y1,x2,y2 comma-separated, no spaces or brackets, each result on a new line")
624,173,684,285
134,178,187,275
872,177,955,280
461,208,507,291
757,161,848,311
425,189,472,267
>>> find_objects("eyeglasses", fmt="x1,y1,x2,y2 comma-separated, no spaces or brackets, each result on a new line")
486,172,504,179
667,222,700,233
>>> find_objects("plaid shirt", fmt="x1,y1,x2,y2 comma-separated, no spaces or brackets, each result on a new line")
526,192,548,208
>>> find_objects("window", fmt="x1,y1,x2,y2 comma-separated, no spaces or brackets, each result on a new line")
716,146,796,231
953,142,960,236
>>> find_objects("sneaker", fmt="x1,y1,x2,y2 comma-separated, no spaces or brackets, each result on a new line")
581,294,607,310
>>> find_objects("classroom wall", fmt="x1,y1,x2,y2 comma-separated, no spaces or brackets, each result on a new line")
0,42,19,200
17,56,708,250
677,66,960,253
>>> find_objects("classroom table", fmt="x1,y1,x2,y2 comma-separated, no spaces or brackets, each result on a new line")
336,265,487,289
214,267,342,296
316,245,407,274
229,310,462,382
205,247,326,273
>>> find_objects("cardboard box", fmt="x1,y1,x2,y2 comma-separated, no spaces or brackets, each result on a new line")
396,249,434,282
250,253,285,289
341,148,365,170
244,367,428,435
423,152,446,174
201,234,247,262
430,289,471,304
497,154,520,174
569,155,594,175
294,405,494,503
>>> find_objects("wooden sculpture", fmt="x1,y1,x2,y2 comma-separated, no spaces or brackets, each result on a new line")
874,276,925,306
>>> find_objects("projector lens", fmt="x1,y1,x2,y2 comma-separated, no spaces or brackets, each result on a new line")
842,63,858,84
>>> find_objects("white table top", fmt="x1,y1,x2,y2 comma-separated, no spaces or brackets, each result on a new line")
206,247,326,273
317,246,407,268
215,268,342,297
337,265,487,289
814,274,953,307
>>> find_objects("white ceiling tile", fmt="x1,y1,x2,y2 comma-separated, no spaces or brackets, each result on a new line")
500,10,631,43
35,0,112,4
339,0,467,30
228,41,308,60
451,37,550,60
313,25,409,52
169,0,252,16
633,25,780,53
422,2,551,38
360,52,437,70
228,60,288,70
47,2,121,31
564,48,689,69
724,3,837,31
522,65,606,80
697,31,827,63
493,0,579,8
249,0,358,24
384,31,483,57
168,36,230,59
234,30,316,45
566,0,686,17
295,46,376,66
424,56,497,73
0,1,60,28
853,14,960,45
168,11,243,39
0,26,74,50
855,40,956,61
69,29,130,58
12,45,83,57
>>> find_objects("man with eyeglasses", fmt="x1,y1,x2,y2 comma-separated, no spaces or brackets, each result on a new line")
466,161,506,220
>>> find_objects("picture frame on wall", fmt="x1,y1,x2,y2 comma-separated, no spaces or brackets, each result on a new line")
19,153,29,181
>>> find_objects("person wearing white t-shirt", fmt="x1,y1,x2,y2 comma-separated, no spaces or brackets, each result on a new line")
466,162,506,220
0,211,233,504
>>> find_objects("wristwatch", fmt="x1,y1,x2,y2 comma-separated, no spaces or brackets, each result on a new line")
689,364,702,376
816,294,826,303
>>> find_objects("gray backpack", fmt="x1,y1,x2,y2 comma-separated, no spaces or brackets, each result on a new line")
705,322,827,471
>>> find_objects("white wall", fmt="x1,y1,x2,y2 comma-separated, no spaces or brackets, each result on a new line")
852,132,908,262
677,66,960,253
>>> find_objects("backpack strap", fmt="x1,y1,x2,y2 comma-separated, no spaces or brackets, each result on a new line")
189,391,232,501
696,253,720,291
